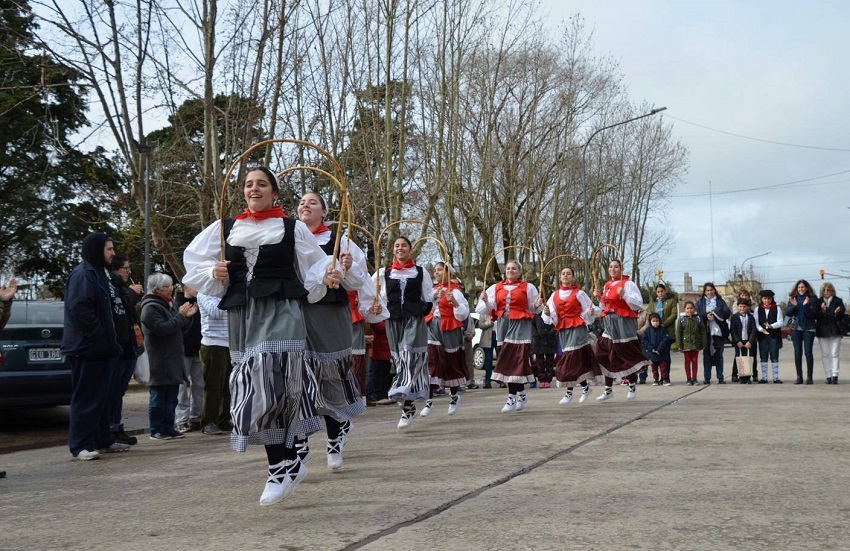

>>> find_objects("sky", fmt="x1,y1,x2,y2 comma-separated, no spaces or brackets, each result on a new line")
538,0,850,297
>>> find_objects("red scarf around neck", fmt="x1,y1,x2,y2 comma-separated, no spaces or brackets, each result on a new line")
234,205,285,221
560,284,578,291
310,223,330,235
392,258,415,270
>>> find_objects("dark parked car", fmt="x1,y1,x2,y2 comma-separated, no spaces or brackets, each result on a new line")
0,301,71,408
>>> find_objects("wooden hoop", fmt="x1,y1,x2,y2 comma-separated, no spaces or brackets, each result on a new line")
482,245,543,292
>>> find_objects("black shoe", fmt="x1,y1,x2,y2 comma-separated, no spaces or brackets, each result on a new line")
114,430,138,446
189,420,202,431
717,380,726,384
366,400,377,407
834,376,839,385
758,379,768,384
731,376,739,383
467,383,480,390
805,379,813,385
827,377,834,384
795,378,803,385
774,379,784,384
0,470,6,479
483,382,492,389
703,380,711,385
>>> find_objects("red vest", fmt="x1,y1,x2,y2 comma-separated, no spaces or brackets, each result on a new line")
494,281,534,320
347,290,364,324
553,287,585,330
601,276,637,318
437,282,464,332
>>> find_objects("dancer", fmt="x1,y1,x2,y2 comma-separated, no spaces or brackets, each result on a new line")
477,260,541,413
421,262,469,417
593,260,651,401
183,167,341,506
296,192,387,470
375,237,434,429
539,267,602,405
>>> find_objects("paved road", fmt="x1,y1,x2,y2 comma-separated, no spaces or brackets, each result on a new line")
2,352,850,551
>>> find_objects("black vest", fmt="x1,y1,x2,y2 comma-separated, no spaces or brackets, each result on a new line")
316,230,349,305
756,306,780,339
385,266,431,320
218,217,308,310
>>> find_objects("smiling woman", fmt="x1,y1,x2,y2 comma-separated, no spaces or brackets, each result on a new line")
182,166,344,506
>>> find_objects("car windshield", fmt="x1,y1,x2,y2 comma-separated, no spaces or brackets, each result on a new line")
7,301,64,326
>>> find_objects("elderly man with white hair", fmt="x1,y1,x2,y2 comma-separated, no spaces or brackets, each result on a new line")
140,273,198,440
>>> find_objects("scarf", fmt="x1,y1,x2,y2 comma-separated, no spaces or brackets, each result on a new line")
559,284,578,291
310,223,330,235
234,205,285,221
392,258,415,270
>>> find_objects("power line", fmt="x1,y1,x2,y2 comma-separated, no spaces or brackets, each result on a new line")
664,114,850,152
670,171,850,198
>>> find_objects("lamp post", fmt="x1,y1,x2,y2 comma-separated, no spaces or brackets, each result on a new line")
131,139,153,287
738,251,771,289
581,107,667,267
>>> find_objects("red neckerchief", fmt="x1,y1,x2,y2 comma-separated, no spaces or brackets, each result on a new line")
310,223,330,235
391,258,415,270
234,205,285,221
504,277,522,284
559,284,578,291
763,303,776,310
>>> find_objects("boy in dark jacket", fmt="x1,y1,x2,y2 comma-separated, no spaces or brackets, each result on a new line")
642,313,672,385
731,298,758,383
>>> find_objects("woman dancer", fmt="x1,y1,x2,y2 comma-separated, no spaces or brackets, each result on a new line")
183,167,341,506
477,260,541,413
376,237,434,429
539,267,602,404
296,192,387,470
421,262,469,417
593,260,650,401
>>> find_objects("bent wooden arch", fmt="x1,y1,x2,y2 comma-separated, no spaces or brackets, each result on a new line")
482,245,543,293
375,219,439,295
590,242,624,292
540,253,587,297
412,235,451,285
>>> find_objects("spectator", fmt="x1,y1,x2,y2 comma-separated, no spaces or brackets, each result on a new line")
816,282,845,384
786,279,819,385
61,233,129,460
695,282,731,384
367,320,394,404
107,256,144,445
477,308,496,389
197,292,231,434
642,313,672,385
141,273,197,440
1,277,17,478
676,301,704,385
174,284,204,433
531,311,557,388
730,298,757,384
755,290,784,384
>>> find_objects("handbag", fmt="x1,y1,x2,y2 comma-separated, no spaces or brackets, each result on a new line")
132,323,144,348
736,348,752,378
133,351,150,385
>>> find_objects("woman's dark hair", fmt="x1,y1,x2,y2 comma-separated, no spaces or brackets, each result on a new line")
395,236,412,248
609,259,622,268
684,300,695,309
737,298,751,307
791,279,816,297
701,282,717,297
648,312,661,322
111,255,129,271
248,166,280,192
561,266,575,277
655,283,667,292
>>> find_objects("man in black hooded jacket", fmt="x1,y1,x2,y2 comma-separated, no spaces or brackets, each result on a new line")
61,233,132,460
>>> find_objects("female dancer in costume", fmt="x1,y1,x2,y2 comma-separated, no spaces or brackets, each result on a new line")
296,192,387,470
593,259,650,401
375,237,434,429
183,167,340,506
476,260,541,413
420,261,469,417
539,267,603,404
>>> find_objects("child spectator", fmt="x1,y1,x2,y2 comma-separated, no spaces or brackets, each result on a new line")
730,298,758,383
755,289,784,384
642,313,671,385
676,301,704,385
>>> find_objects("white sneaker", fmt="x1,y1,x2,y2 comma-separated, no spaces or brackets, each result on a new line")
326,437,343,470
652,381,660,386
515,392,528,412
259,460,306,506
97,442,130,453
447,394,460,416
663,381,672,387
75,449,100,461
559,393,573,405
501,394,517,413
419,400,433,417
596,390,613,402
579,387,592,403
398,409,414,429
627,388,636,400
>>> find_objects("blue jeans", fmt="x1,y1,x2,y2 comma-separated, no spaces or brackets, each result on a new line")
758,337,780,363
149,385,180,434
109,356,137,431
790,329,816,380
703,336,725,382
482,347,494,383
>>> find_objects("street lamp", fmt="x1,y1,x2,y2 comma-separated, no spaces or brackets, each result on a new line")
131,139,153,286
581,106,667,267
738,251,771,287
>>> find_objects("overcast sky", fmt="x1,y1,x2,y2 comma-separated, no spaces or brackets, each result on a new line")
538,0,850,297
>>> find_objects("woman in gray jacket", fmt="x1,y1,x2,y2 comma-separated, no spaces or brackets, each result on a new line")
141,273,198,440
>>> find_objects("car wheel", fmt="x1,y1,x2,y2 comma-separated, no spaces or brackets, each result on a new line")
473,346,484,370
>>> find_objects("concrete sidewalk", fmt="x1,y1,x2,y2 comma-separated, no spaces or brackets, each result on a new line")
3,357,850,550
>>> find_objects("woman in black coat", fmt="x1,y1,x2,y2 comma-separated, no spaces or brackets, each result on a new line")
695,282,731,384
815,282,846,384
531,312,558,388
141,273,198,439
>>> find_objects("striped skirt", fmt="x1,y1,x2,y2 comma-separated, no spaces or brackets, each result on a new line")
227,298,321,453
595,314,651,379
492,317,535,384
387,317,430,403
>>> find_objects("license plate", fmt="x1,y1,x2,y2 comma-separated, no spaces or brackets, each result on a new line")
29,348,63,362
